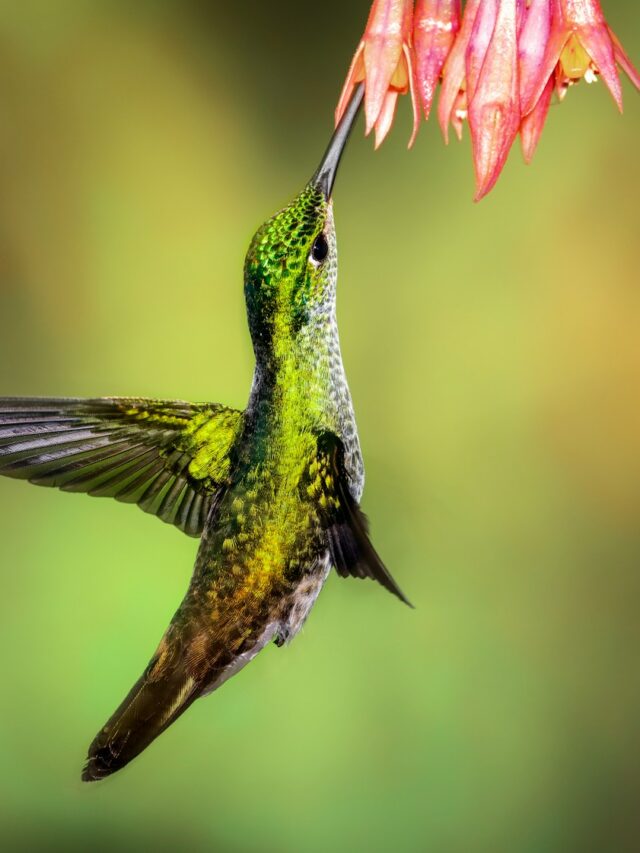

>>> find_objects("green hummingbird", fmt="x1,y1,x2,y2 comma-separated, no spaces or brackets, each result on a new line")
0,85,410,781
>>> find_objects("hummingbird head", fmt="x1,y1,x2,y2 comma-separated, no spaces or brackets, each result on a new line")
244,86,363,361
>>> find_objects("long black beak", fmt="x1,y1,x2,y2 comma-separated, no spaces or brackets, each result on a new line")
311,83,364,199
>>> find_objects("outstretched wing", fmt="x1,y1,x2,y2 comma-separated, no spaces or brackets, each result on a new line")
310,432,412,606
0,397,244,537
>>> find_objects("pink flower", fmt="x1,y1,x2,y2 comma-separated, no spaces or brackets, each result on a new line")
518,0,553,163
337,0,639,198
467,0,521,200
523,0,640,115
438,0,482,142
336,0,419,149
413,1,461,120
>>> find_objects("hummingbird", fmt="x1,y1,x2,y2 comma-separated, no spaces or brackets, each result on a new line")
0,85,410,782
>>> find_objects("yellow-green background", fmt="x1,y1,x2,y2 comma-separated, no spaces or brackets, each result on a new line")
0,2,638,850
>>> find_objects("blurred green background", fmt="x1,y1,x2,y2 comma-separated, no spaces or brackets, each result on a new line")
0,2,638,851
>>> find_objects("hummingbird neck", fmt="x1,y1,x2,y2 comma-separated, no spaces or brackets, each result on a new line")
247,305,364,498
249,304,338,423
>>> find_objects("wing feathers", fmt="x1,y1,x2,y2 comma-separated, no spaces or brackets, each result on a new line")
0,397,243,537
314,432,412,607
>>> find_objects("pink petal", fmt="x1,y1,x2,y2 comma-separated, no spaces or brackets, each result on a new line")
413,0,461,120
466,0,499,104
374,90,400,148
608,25,640,92
336,43,366,125
437,0,482,142
363,0,413,134
608,27,640,90
468,0,521,200
518,0,552,110
522,0,568,115
561,0,603,26
520,73,554,163
404,44,422,148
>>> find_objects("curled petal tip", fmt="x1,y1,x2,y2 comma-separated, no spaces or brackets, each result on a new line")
407,121,419,149
405,44,421,149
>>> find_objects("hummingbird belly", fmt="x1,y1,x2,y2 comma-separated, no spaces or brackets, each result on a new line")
179,452,331,685
273,550,332,645
200,551,331,696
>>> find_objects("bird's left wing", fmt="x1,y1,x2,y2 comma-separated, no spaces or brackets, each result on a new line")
0,397,244,537
310,431,412,606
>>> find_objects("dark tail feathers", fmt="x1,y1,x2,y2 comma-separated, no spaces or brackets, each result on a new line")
82,655,200,782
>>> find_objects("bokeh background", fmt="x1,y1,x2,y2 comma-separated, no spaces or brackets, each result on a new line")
0,2,638,851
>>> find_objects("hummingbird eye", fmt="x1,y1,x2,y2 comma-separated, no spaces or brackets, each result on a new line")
310,232,329,265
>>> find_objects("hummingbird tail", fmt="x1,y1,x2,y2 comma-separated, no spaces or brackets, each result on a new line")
82,649,200,782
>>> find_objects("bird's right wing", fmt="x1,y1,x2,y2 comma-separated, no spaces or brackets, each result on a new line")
310,431,412,606
0,397,244,537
